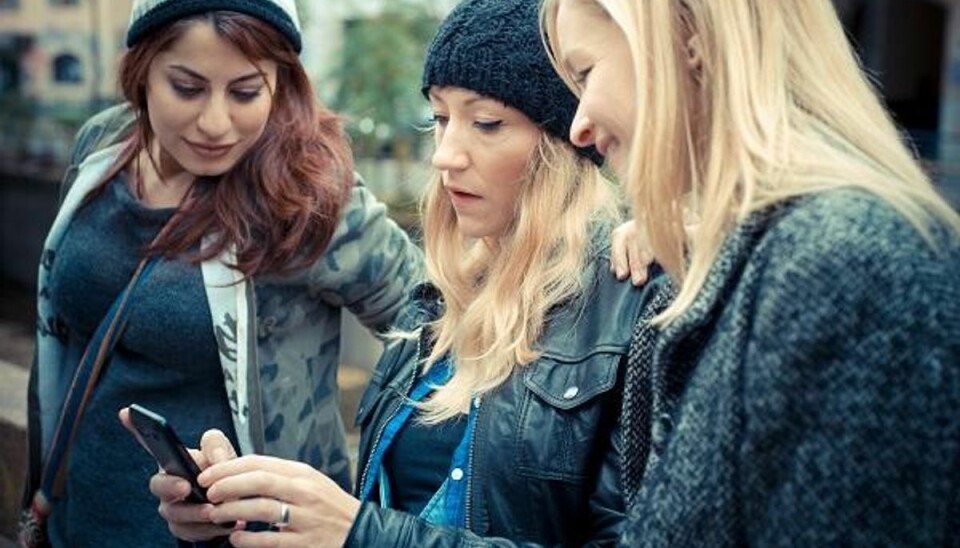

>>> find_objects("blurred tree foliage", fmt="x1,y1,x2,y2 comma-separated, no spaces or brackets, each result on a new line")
294,0,311,28
331,1,438,161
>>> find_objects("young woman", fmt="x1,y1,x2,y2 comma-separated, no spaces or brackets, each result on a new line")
543,0,960,545
21,1,424,546
139,0,671,545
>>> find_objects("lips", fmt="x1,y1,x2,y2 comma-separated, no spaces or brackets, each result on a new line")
186,139,235,158
449,189,480,198
446,186,482,206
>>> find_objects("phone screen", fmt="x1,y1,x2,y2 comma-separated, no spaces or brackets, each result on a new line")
127,403,208,503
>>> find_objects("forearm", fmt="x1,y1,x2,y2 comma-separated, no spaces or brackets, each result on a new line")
345,503,545,548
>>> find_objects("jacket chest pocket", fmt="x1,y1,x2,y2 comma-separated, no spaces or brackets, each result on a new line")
515,353,621,483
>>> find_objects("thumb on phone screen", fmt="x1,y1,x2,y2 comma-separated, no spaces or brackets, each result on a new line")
200,429,237,465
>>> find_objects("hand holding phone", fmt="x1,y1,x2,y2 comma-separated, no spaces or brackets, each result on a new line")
125,403,208,504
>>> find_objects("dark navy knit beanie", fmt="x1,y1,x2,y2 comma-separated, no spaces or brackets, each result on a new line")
422,0,601,164
126,0,302,53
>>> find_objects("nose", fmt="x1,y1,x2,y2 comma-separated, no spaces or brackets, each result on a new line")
569,105,596,148
431,126,469,172
196,94,232,139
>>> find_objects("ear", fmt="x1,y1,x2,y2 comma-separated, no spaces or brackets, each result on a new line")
677,1,703,74
685,33,703,73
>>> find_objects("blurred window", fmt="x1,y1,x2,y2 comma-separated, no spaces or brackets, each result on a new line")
50,0,80,5
0,58,19,92
53,54,83,84
0,0,20,9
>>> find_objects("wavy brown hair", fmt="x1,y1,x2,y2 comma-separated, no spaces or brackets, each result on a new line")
97,11,353,277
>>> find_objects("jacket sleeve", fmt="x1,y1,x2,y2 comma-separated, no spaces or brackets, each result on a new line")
737,219,960,546
304,176,425,334
345,503,556,548
20,354,41,510
21,102,137,511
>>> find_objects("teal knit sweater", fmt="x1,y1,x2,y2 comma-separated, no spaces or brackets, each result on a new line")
622,189,960,547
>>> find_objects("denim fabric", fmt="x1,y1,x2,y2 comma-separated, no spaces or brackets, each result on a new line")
359,355,479,528
416,397,478,527
359,357,454,502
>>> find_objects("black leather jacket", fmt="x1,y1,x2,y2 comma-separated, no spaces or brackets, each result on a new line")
345,253,671,547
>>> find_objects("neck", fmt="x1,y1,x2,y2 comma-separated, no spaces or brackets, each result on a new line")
134,143,194,209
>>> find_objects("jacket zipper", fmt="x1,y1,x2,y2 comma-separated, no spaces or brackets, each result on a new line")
465,395,483,530
358,329,424,497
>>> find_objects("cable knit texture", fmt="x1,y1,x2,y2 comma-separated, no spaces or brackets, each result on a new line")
126,0,302,52
622,281,677,510
621,189,960,546
421,0,602,165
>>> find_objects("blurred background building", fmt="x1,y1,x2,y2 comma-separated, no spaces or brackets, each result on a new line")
0,0,959,541
1,0,135,172
836,0,959,165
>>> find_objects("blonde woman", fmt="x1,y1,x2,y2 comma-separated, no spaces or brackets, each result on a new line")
141,0,669,545
543,0,960,545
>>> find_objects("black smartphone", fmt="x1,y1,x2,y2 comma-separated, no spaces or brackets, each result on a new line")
127,403,208,504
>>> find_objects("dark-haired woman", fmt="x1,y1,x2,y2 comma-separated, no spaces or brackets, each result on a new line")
21,1,423,546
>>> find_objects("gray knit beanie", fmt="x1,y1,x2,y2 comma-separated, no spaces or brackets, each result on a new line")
126,0,302,52
422,0,600,164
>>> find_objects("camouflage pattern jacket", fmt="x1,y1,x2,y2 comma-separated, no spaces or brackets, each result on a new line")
25,104,425,498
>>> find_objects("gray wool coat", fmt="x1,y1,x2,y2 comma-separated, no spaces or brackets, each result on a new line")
621,189,960,547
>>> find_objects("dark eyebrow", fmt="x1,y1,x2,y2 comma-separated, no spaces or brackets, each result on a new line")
427,89,445,104
168,64,263,85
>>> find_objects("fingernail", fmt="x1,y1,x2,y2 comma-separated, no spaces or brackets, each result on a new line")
213,447,227,462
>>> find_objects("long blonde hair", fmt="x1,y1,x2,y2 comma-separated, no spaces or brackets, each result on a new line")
418,133,619,423
544,0,960,324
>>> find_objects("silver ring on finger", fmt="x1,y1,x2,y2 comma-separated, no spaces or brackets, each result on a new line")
275,501,291,529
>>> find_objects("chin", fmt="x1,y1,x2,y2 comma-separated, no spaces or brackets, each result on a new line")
185,160,235,177
457,229,483,240
455,224,487,240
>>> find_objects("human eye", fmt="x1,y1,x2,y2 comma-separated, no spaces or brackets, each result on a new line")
231,87,263,102
573,66,593,90
429,113,449,128
474,120,503,133
170,80,203,98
